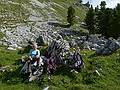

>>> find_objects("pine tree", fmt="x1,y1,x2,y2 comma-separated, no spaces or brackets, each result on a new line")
85,1,120,38
111,4,120,38
79,0,82,3
95,5,99,13
94,5,99,32
100,1,106,11
85,1,90,8
85,5,95,34
104,8,114,37
96,1,119,38
67,6,76,26
97,1,107,35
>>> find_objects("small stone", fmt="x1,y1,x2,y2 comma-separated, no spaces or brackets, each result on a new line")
43,86,49,90
7,47,16,50
95,70,100,76
2,42,8,46
10,69,13,71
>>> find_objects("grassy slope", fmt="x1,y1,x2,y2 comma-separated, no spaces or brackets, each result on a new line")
1,0,119,90
0,0,87,27
0,45,120,90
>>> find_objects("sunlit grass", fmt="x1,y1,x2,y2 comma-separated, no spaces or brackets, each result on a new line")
0,45,120,90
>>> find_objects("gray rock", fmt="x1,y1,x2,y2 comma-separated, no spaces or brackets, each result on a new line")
96,39,120,55
0,41,2,45
7,47,16,50
2,42,8,46
0,66,10,72
109,40,120,51
69,39,77,47
117,37,120,43
9,43,18,48
88,35,99,44
83,41,91,50
91,44,101,50
43,86,49,90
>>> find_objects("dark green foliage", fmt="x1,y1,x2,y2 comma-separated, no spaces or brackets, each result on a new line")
85,1,120,38
100,1,106,11
97,8,114,36
110,4,120,38
67,6,76,26
18,45,32,54
85,5,95,34
95,5,99,15
97,1,107,35
84,1,90,8
0,32,5,39
39,45,48,56
97,2,120,38
79,0,82,3
95,5,99,13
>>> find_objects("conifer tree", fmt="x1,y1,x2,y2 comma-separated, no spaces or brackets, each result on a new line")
95,5,99,13
104,8,114,37
100,1,106,11
85,1,120,38
85,1,90,8
97,1,107,35
85,5,95,34
80,0,82,3
111,4,120,38
67,6,76,26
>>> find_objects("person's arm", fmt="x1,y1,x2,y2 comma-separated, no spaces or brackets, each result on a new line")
36,50,40,58
28,49,32,60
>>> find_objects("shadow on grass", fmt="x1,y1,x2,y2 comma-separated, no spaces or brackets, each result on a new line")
88,53,98,59
47,22,70,28
12,59,22,66
1,66,24,84
54,65,76,79
17,45,32,55
0,59,30,85
0,60,81,87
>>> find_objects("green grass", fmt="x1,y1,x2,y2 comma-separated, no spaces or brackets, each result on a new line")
0,32,5,39
0,1,29,25
0,0,87,28
0,45,120,90
0,0,119,89
0,46,22,66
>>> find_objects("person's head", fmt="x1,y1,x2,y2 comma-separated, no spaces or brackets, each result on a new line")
32,42,38,50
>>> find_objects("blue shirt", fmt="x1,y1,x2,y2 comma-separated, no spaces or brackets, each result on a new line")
29,49,40,58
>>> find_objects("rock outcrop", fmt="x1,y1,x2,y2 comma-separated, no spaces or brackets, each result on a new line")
96,38,120,55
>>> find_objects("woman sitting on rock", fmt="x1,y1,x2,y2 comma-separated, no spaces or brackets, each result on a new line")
20,42,43,78
28,42,40,65
28,42,43,76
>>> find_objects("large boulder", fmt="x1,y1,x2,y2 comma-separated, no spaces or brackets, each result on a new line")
96,38,120,55
47,40,70,57
117,37,120,43
88,35,100,44
82,41,91,50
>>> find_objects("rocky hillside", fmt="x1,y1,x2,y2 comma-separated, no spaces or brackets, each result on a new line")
0,0,87,48
0,1,120,90
0,0,120,55
0,0,87,27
